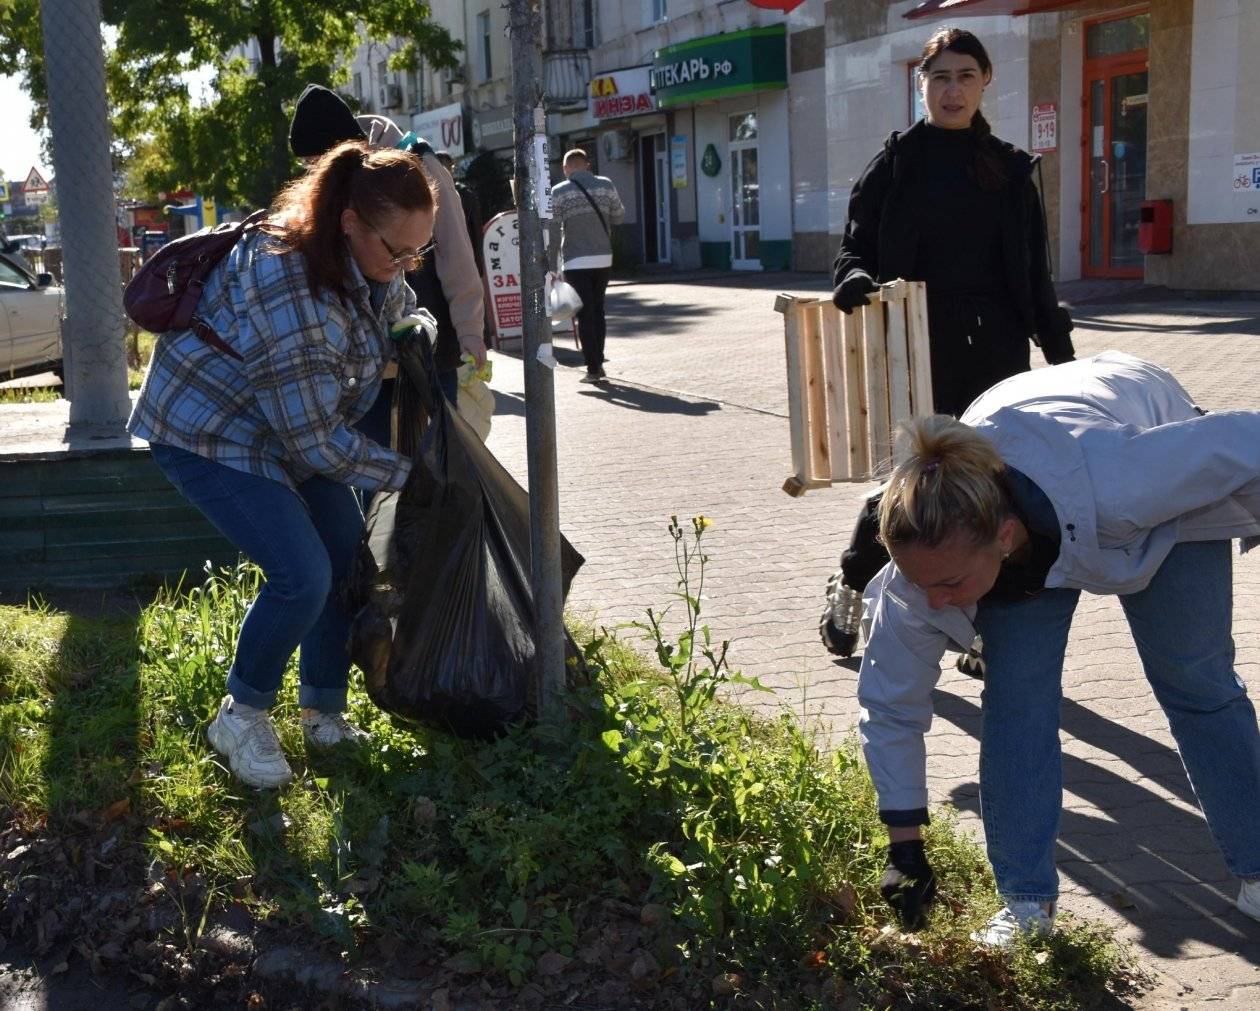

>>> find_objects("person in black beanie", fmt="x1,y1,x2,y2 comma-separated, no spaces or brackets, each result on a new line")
287,87,486,407
289,84,365,160
820,27,1076,660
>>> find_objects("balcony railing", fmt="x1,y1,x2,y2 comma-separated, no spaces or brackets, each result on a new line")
543,49,591,112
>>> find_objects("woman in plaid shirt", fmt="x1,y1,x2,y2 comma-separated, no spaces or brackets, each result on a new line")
129,141,435,788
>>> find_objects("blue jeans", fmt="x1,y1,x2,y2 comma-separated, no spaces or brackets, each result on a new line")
975,539,1260,902
149,443,363,713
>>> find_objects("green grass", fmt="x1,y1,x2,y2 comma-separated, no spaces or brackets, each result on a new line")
0,557,1150,1008
0,385,61,404
0,330,154,404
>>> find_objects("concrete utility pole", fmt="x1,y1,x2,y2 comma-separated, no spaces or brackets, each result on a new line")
40,0,131,432
508,0,565,720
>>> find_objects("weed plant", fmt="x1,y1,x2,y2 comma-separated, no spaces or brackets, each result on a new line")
0,524,1148,1008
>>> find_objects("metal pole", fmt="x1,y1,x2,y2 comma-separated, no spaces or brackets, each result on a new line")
509,0,565,720
40,0,131,432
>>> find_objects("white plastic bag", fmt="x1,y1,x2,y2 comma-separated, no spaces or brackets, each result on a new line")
455,354,495,443
546,275,583,321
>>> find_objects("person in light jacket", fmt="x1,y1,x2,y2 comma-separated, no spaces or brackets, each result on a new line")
857,351,1260,946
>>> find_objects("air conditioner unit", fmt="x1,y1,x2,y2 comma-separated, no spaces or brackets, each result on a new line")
600,129,634,162
379,83,403,109
442,64,467,87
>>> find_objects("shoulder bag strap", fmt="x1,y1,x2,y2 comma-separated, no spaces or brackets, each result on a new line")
568,176,609,237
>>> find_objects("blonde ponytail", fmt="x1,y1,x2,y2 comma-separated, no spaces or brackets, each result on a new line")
878,415,1007,550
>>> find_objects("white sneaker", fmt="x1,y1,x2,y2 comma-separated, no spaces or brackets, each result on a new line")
1237,879,1260,922
971,901,1056,947
301,711,371,749
206,695,294,789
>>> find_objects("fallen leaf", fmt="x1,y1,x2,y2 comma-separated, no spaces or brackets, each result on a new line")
536,951,572,976
100,798,131,824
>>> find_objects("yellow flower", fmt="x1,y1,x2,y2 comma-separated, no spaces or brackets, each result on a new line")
695,515,713,531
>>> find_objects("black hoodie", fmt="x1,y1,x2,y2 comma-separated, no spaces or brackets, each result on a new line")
832,119,1074,367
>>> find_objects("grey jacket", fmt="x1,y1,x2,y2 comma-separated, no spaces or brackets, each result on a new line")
548,170,625,270
857,351,1260,815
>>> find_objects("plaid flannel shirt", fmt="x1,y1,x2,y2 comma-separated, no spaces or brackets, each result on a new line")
129,230,425,492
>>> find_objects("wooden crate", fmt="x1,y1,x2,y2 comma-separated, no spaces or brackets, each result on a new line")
776,280,932,496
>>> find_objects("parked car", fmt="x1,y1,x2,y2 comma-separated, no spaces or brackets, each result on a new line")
0,249,62,380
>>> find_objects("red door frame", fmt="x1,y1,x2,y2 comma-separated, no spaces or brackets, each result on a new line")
1080,9,1149,279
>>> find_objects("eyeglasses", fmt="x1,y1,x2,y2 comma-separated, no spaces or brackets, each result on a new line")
370,224,433,271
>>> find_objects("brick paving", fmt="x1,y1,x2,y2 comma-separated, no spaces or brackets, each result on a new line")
486,274,1260,1006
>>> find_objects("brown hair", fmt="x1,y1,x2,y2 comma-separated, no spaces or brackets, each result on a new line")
918,27,1007,191
879,415,1008,551
266,140,434,296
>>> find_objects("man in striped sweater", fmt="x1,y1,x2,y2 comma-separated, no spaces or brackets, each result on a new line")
549,149,625,383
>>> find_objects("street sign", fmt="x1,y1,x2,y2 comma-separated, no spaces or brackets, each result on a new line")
22,166,49,194
482,211,522,344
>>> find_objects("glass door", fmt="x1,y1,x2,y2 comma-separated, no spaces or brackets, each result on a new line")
1082,11,1149,278
653,140,671,263
729,111,760,270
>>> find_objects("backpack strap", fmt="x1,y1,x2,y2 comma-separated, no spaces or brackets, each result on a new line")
187,209,269,361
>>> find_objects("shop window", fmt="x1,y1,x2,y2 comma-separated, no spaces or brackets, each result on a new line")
1086,13,1150,59
730,111,757,142
908,61,926,126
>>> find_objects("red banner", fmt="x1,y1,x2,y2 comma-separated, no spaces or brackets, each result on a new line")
747,0,805,10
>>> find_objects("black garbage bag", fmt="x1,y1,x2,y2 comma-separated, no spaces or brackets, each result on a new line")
346,319,584,736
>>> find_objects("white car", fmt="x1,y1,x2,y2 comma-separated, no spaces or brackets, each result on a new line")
0,250,62,380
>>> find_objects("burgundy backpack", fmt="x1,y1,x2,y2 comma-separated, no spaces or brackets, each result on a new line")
123,209,269,360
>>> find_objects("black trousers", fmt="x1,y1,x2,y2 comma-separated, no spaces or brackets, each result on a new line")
838,294,1031,591
566,267,611,373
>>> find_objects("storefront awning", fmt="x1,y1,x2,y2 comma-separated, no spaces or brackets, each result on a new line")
904,0,1087,18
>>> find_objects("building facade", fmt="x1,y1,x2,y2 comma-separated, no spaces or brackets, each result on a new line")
558,0,829,272
829,0,1260,291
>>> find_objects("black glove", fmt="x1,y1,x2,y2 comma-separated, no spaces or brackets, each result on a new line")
832,271,879,315
880,840,937,930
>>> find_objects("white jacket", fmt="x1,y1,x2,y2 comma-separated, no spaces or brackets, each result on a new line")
857,351,1260,815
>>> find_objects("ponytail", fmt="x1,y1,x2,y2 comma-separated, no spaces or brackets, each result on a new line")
266,140,433,297
878,416,1007,550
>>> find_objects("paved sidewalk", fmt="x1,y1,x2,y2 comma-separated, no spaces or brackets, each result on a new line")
486,274,1260,1007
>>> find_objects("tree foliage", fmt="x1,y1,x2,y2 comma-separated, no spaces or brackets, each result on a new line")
1,0,460,208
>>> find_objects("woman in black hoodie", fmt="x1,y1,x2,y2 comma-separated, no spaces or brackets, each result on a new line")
822,27,1076,655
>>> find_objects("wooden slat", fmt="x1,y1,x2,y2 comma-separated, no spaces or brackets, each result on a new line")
907,281,934,416
861,301,891,475
800,300,831,484
841,308,869,478
781,295,812,493
820,305,848,481
885,294,912,437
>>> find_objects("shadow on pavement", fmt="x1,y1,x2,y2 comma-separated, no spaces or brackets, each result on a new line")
491,390,525,417
577,381,720,416
932,686,1260,965
601,289,708,340
1072,311,1260,336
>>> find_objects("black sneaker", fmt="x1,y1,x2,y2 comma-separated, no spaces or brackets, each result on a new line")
579,370,602,384
820,572,863,657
